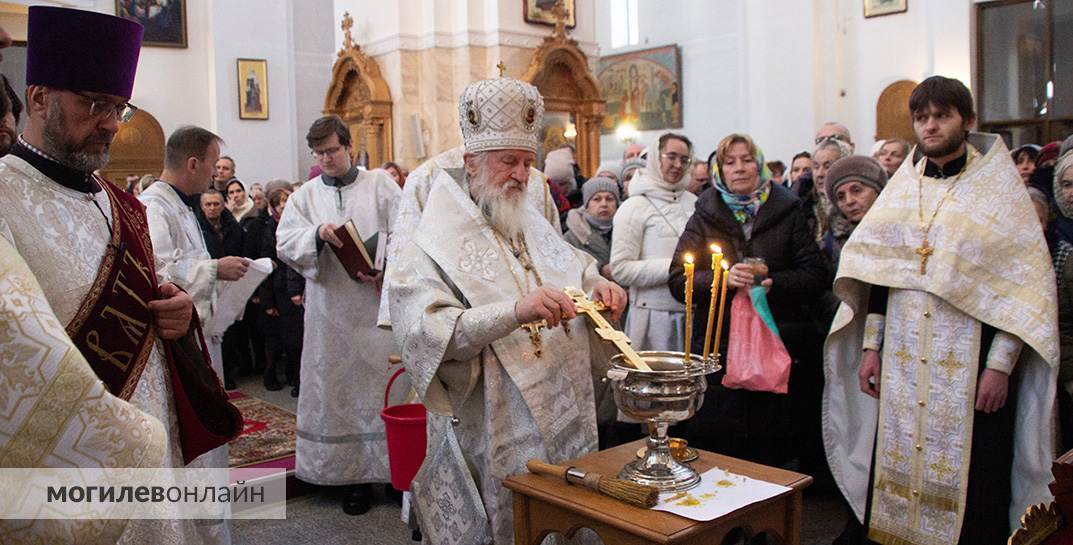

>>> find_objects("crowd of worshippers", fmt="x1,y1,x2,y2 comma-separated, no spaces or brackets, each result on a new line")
3,7,1071,543
113,154,410,396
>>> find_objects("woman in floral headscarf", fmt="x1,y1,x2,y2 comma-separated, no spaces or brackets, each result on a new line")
668,133,830,467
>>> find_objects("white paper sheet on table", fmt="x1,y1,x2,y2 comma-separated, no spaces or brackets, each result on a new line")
205,257,273,337
651,467,791,521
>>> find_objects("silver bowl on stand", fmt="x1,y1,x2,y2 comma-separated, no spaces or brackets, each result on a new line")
608,351,720,492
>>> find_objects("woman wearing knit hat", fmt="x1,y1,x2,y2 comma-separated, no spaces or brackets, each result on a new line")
823,155,889,266
564,176,621,278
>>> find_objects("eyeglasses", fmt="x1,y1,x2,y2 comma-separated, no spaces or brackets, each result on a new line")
660,153,692,166
310,145,343,158
70,90,138,123
814,134,848,146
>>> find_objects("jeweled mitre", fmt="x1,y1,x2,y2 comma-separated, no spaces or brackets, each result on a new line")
458,76,544,154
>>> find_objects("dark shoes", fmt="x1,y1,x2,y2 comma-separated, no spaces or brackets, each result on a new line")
290,385,299,398
342,484,372,516
264,375,283,391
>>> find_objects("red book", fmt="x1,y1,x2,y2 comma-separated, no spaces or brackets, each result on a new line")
330,220,384,277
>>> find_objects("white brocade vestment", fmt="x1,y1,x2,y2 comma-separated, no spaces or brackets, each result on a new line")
378,145,562,327
388,168,608,544
0,154,218,544
823,134,1058,545
275,169,401,485
140,180,232,545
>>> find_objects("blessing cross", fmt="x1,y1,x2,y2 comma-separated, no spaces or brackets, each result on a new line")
521,321,545,358
915,237,934,275
496,61,507,77
564,287,651,371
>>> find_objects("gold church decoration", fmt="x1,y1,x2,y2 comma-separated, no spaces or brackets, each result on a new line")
323,12,394,168
101,109,165,184
522,0,605,178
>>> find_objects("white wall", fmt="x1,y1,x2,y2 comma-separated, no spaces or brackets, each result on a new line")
210,0,299,185
595,0,976,166
822,0,973,156
596,0,756,163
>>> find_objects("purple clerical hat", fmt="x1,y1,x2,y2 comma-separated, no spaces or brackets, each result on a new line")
26,6,144,99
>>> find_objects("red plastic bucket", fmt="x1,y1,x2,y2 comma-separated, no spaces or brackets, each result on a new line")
380,367,427,492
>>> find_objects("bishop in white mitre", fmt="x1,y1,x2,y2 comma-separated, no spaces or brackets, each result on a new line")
378,144,562,327
0,7,226,544
388,75,627,544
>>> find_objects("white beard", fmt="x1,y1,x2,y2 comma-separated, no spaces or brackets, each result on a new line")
471,171,527,240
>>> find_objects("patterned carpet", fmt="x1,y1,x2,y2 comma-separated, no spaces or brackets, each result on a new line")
227,392,297,468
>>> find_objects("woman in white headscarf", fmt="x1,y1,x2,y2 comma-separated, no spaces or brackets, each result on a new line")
610,132,698,351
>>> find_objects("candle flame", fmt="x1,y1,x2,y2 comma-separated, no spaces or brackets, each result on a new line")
685,254,694,264
721,259,729,270
710,244,721,253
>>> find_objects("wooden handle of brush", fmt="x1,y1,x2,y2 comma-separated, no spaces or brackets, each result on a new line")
526,459,570,482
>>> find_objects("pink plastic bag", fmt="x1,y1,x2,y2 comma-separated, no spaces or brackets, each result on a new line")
722,288,792,394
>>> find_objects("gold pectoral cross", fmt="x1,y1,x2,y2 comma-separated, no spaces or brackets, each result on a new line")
916,237,934,275
521,321,545,357
564,287,652,371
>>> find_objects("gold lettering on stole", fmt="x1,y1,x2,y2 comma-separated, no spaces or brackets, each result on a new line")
121,250,154,286
112,268,149,309
86,330,133,371
100,305,148,344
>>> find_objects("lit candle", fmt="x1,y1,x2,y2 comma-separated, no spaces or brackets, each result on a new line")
701,245,723,360
683,254,695,363
711,260,730,361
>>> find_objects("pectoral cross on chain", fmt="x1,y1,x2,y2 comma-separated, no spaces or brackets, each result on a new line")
521,320,545,357
916,237,934,275
564,287,652,371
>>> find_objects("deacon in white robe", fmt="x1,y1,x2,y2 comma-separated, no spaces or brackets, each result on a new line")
276,116,401,494
389,75,626,544
824,81,1057,545
138,129,241,545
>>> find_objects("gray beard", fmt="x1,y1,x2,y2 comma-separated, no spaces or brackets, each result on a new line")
470,171,527,240
42,104,110,172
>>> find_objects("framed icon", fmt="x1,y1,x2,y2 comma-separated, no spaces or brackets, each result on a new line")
237,59,268,120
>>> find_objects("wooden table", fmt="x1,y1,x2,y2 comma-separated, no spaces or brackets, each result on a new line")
505,440,812,545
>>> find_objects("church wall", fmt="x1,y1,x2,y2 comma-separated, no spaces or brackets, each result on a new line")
818,0,974,156
595,0,976,168
209,0,300,185
596,0,754,163
86,0,313,184
90,0,215,142
333,0,598,169
291,0,336,180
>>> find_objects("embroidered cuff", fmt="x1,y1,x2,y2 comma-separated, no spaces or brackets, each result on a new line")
862,313,885,352
443,301,520,362
985,331,1023,375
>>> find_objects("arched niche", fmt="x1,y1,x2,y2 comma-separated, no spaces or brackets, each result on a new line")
323,13,393,169
101,108,165,186
522,12,605,178
876,79,918,144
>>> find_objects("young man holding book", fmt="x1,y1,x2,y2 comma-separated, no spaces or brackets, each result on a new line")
275,115,401,515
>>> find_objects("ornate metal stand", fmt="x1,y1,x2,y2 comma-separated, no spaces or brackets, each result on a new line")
608,351,720,492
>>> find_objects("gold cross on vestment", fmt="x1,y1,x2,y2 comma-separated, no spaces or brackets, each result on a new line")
564,287,651,371
521,320,545,357
916,238,934,275
496,61,507,77
936,352,964,379
930,456,956,481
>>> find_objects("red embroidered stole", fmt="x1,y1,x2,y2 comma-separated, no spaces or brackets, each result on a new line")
66,176,157,400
